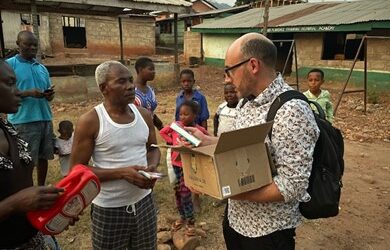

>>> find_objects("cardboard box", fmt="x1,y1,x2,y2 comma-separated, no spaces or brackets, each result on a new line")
170,122,274,200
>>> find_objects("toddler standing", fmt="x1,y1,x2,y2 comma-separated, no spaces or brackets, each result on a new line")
54,120,73,177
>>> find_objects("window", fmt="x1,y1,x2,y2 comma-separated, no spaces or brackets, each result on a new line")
322,32,364,60
160,22,172,34
20,13,40,26
62,16,87,48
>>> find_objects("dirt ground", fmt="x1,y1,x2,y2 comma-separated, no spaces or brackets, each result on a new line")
49,65,389,249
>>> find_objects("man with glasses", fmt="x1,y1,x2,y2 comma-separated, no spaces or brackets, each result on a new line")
186,33,319,249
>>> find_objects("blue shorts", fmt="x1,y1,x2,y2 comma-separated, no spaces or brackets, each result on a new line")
14,121,54,164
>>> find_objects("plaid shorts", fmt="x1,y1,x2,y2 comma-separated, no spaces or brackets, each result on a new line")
91,194,157,250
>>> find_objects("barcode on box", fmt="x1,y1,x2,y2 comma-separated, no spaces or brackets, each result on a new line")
222,186,231,197
238,175,255,186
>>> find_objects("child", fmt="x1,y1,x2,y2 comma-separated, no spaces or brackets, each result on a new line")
54,120,74,177
303,68,334,123
214,83,239,136
175,69,209,130
212,83,239,207
134,57,163,130
175,69,210,212
160,100,208,231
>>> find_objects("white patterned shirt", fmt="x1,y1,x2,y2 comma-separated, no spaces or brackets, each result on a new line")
228,74,319,237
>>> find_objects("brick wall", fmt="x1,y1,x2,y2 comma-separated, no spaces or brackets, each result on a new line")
49,14,155,58
294,33,390,72
192,1,215,13
367,39,390,72
183,31,202,64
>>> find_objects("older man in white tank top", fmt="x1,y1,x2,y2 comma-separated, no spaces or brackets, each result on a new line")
70,61,161,250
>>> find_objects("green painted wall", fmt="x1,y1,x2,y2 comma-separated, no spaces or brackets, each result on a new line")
203,33,241,62
204,57,225,67
158,20,185,47
298,67,390,90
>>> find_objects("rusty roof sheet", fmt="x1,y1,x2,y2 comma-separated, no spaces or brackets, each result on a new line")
281,0,390,26
133,0,192,7
192,3,323,29
193,0,390,30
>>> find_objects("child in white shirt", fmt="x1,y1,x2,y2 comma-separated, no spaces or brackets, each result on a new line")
212,83,239,207
54,120,74,177
214,83,239,136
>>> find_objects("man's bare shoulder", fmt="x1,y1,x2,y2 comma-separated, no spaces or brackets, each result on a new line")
77,108,99,134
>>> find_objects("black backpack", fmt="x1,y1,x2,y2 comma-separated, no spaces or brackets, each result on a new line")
266,90,344,219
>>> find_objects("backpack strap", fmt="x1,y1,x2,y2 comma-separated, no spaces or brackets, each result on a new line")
266,90,325,140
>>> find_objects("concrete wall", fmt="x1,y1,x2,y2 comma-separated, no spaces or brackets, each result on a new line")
366,38,390,72
183,31,202,64
49,14,155,58
203,33,241,66
158,20,185,47
1,10,52,54
294,32,390,72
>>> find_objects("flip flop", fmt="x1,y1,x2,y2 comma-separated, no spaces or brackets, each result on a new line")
172,220,184,231
185,225,197,237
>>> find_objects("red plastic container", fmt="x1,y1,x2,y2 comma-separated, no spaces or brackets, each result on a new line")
27,164,101,235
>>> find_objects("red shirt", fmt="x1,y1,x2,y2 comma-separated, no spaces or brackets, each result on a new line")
160,121,208,167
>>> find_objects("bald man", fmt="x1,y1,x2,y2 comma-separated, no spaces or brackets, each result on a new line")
6,31,55,186
186,33,319,249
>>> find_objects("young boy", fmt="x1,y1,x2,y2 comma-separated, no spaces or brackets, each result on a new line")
303,68,334,123
214,83,239,136
54,120,74,177
175,69,209,212
134,57,163,130
175,69,209,130
212,83,239,207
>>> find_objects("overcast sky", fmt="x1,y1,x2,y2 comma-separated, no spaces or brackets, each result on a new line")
217,0,357,8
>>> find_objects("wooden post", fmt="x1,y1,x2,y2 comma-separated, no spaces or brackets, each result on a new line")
174,13,179,84
31,0,41,62
363,37,367,113
174,13,178,64
334,36,366,115
0,11,5,58
294,40,299,91
262,0,271,37
118,17,124,63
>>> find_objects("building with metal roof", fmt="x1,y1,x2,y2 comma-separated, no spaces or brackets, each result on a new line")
186,0,390,88
0,0,192,59
156,4,251,49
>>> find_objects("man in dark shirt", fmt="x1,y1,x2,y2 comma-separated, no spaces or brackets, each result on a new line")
0,60,63,249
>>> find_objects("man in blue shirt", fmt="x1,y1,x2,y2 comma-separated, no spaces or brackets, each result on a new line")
6,31,55,186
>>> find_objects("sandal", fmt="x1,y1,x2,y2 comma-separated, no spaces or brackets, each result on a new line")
185,225,196,237
171,219,185,231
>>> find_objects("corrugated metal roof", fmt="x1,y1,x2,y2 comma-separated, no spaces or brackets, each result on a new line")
282,0,390,26
156,4,250,22
133,0,192,7
193,3,320,29
192,0,390,30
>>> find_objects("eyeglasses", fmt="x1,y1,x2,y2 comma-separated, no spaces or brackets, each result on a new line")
224,58,251,77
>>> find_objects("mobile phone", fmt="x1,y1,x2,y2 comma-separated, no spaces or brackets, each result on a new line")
44,85,55,93
138,170,165,179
